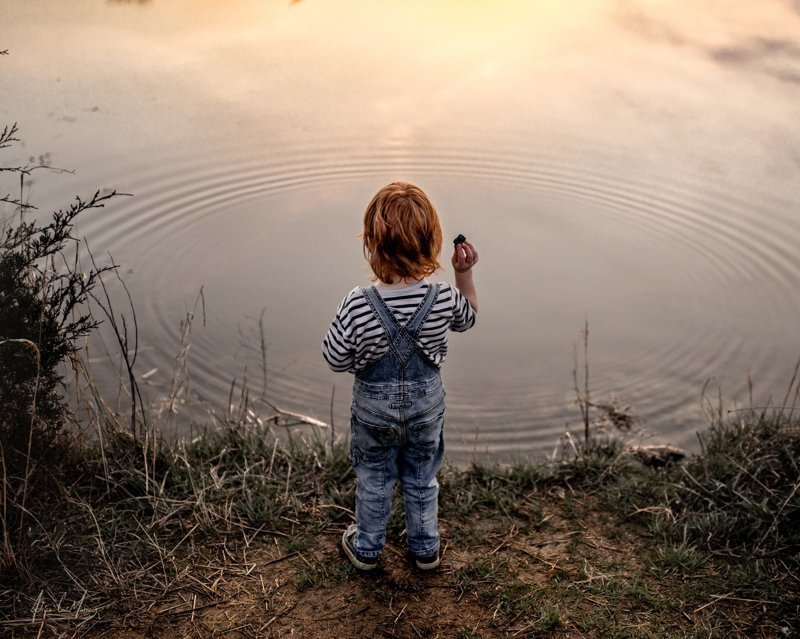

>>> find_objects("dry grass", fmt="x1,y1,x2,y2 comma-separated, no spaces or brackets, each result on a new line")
0,407,797,638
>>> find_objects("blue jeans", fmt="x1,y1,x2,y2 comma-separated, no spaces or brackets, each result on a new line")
350,374,446,558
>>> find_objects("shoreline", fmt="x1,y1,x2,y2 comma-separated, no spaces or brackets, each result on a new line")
2,411,797,639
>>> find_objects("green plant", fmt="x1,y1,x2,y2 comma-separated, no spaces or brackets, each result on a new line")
663,409,800,560
647,541,708,577
296,556,354,591
535,603,564,631
1,121,119,575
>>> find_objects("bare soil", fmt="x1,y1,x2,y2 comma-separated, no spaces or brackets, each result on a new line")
77,490,774,639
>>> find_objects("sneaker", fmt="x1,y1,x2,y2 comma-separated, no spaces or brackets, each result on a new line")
341,524,378,571
412,549,440,571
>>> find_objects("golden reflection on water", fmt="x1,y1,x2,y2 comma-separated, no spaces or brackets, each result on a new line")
7,0,799,158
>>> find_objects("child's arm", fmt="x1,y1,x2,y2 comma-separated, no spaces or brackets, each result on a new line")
322,291,358,372
452,240,479,312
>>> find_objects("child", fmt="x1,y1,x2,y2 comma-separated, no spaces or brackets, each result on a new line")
322,181,479,571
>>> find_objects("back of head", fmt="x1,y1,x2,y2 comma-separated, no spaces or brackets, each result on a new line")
362,182,443,283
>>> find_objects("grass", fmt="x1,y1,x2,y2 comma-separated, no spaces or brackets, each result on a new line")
0,407,797,638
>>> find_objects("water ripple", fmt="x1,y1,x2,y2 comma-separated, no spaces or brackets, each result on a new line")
72,140,800,460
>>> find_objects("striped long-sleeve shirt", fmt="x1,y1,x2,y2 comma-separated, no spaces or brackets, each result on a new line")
322,280,476,373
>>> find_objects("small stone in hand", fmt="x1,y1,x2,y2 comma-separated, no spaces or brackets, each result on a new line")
453,234,466,245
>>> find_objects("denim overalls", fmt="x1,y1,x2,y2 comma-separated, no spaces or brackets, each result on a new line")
350,283,445,559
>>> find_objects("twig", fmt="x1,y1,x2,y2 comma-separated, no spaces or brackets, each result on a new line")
330,385,336,456
85,244,144,439
756,478,800,552
778,356,800,422
583,319,590,445
260,551,300,567
490,525,518,555
258,308,268,399
1,335,42,552
694,592,778,613
393,603,408,624
572,319,591,448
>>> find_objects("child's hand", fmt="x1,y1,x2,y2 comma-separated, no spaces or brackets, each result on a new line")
452,240,479,273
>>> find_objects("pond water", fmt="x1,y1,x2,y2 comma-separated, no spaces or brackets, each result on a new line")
4,0,800,461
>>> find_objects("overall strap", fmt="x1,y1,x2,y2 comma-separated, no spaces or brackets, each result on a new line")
361,285,401,342
361,284,439,338
404,283,440,337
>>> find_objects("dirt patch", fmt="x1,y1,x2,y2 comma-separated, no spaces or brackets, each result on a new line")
80,493,673,639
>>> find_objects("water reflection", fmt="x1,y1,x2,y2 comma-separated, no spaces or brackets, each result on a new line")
620,7,800,86
618,9,689,47
5,0,800,460
711,37,800,84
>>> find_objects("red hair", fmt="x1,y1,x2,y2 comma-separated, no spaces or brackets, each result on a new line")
362,182,443,283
